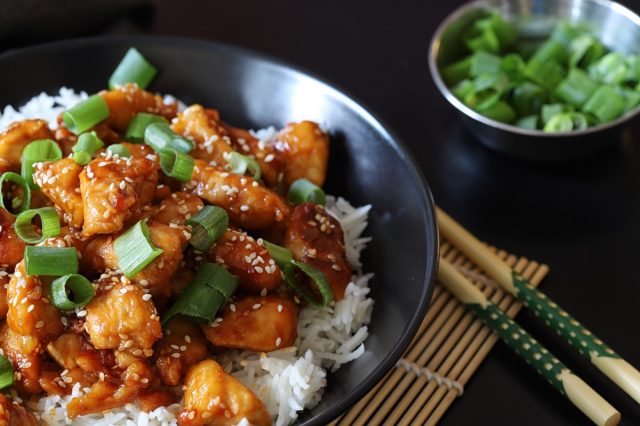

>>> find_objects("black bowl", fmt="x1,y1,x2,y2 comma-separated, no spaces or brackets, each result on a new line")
0,36,439,425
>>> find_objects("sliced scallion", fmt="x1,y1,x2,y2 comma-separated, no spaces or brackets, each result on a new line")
62,95,110,135
21,139,62,189
583,85,627,123
224,152,261,181
0,172,31,213
554,68,598,108
159,149,194,182
50,274,95,310
589,52,628,85
114,219,164,277
24,246,78,276
0,355,13,389
72,131,104,165
287,178,326,206
162,263,237,325
186,205,228,251
125,113,168,143
14,207,60,244
263,240,292,269
109,47,158,90
144,122,193,153
106,144,131,158
283,261,333,307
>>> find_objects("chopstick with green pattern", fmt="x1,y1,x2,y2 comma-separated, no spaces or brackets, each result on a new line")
439,259,620,426
437,207,640,406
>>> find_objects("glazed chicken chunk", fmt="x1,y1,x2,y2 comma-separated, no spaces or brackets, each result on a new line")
178,359,271,426
100,83,177,132
80,155,158,237
0,119,54,171
84,276,162,356
0,209,26,268
33,158,84,228
202,295,298,352
155,317,209,386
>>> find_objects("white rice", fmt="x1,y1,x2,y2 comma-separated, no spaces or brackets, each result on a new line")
0,91,374,426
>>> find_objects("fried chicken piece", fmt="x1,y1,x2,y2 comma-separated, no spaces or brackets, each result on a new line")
85,221,187,299
79,155,158,237
202,295,297,352
100,84,177,132
185,159,290,231
0,321,42,395
0,119,54,171
171,105,233,167
6,260,63,342
178,359,271,426
0,393,38,426
84,277,162,356
152,192,204,226
156,317,209,386
268,121,329,189
284,202,351,299
66,380,137,419
33,158,84,228
208,229,281,294
0,275,8,320
0,209,25,268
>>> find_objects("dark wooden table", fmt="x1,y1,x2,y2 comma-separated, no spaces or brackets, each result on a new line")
4,0,640,424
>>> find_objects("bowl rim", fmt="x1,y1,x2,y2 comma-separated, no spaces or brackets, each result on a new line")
0,34,440,425
428,0,640,138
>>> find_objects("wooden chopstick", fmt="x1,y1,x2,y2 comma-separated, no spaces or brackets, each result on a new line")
437,207,640,406
439,258,620,426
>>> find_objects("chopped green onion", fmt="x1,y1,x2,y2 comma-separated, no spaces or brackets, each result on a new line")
106,144,131,158
583,85,627,123
114,219,164,277
283,261,333,307
554,68,598,108
469,51,501,77
516,115,539,130
465,28,500,54
125,113,168,143
0,172,31,213
467,73,510,111
263,241,292,269
0,355,13,389
452,79,474,100
50,274,95,310
71,131,104,165
72,151,92,166
529,40,568,65
544,112,589,132
14,207,60,244
589,52,628,85
162,263,238,324
195,263,238,302
618,87,640,112
24,246,78,276
477,100,516,123
21,139,62,189
542,104,570,125
569,34,605,68
144,122,193,153
162,279,225,325
186,205,228,251
511,82,545,117
224,152,261,181
441,57,471,86
109,47,158,90
288,178,326,205
523,59,565,91
159,149,194,182
625,55,640,83
550,22,585,47
472,14,516,49
500,53,525,80
62,95,110,135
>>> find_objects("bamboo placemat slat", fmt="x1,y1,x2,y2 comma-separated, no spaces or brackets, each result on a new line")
330,239,549,426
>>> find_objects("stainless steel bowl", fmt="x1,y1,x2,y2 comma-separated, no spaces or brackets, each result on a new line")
429,0,640,162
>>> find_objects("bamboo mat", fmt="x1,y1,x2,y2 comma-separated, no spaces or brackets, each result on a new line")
330,239,549,426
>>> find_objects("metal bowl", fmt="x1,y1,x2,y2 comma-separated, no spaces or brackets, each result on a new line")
429,0,640,162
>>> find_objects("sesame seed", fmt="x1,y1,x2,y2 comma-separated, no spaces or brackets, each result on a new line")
229,304,236,312
252,303,261,310
76,310,87,317
35,321,44,329
142,294,152,301
184,335,191,343
240,205,249,212
27,304,34,312
171,353,181,359
276,337,282,346
278,304,283,312
260,288,267,296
